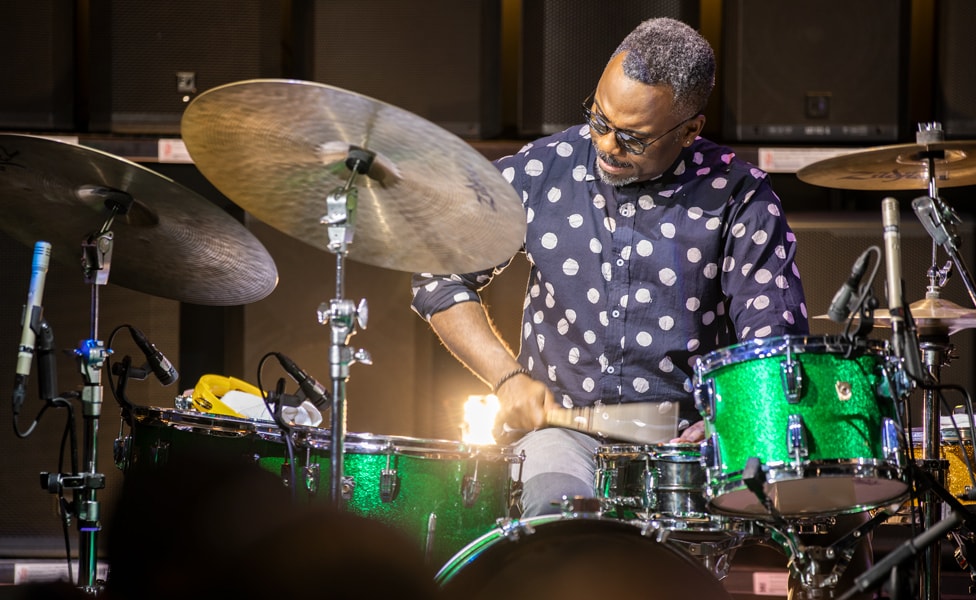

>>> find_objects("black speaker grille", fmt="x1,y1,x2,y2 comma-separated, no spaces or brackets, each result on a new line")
101,0,282,134
0,0,75,130
723,0,906,143
519,0,700,137
937,0,976,137
310,0,502,139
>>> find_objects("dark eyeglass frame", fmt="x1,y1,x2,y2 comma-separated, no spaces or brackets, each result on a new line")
582,92,695,155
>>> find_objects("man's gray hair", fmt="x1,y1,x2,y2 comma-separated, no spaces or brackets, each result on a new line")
611,18,715,118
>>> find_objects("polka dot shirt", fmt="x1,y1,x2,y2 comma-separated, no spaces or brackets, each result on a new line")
412,126,809,420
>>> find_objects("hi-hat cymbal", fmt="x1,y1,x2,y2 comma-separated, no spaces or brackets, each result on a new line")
180,79,526,274
816,297,976,335
796,141,976,190
0,134,278,305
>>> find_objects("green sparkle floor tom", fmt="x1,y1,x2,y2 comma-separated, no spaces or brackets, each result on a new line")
121,407,521,567
694,335,908,517
300,428,521,567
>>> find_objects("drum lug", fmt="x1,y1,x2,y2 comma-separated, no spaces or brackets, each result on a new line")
302,462,320,496
702,434,721,470
341,475,356,501
882,417,904,467
780,355,804,403
694,378,716,421
380,468,401,502
149,440,170,466
643,461,659,512
113,435,131,471
462,474,482,508
787,414,809,459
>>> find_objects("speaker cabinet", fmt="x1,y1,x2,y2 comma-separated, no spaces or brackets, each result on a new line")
936,0,976,138
301,0,502,140
86,0,285,134
722,0,907,143
519,0,699,137
0,0,75,131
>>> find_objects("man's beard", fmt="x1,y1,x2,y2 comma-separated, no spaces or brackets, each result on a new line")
595,151,638,187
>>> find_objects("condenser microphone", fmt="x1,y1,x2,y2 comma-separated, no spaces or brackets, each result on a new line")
13,241,52,410
882,197,924,380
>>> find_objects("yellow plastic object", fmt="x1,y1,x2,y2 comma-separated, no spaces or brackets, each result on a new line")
192,374,263,418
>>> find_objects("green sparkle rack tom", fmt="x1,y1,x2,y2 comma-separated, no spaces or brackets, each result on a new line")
693,335,910,517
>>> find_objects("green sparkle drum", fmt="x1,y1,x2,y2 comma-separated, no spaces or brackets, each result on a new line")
694,335,908,517
300,427,521,567
121,407,520,567
435,515,734,600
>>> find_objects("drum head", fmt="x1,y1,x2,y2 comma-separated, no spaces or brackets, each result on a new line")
438,517,732,600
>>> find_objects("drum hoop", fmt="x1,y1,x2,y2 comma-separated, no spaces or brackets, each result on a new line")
130,407,521,462
131,406,267,438
696,334,886,375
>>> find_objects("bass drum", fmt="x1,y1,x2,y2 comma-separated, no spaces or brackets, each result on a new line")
436,515,733,600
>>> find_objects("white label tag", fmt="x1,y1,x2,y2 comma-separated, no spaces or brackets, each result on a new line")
752,571,791,596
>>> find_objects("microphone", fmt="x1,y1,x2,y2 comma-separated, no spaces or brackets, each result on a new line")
827,249,871,322
882,198,924,380
129,327,179,386
275,353,330,408
912,195,950,245
912,194,958,249
13,241,52,411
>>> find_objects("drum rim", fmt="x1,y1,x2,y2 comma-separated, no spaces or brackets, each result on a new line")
705,461,909,517
435,514,735,598
129,406,520,460
695,334,887,376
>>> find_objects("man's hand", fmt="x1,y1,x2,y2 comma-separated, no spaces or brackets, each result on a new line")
671,419,705,443
494,374,554,432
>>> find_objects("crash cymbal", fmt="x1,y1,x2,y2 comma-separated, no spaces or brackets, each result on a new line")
0,134,278,305
815,297,976,335
796,141,976,190
180,79,525,274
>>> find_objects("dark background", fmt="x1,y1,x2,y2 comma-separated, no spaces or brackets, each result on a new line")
0,1,974,586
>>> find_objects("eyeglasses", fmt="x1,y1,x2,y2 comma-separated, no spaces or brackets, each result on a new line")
582,92,693,155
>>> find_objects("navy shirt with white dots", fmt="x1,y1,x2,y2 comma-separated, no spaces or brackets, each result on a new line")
412,125,809,421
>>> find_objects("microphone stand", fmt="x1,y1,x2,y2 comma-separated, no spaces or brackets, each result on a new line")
319,147,373,508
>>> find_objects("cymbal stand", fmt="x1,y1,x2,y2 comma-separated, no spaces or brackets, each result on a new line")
67,193,129,591
911,122,975,600
319,147,372,508
913,123,976,308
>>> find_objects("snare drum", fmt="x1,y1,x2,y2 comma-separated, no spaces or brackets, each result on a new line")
910,428,976,506
694,335,908,517
436,515,734,600
122,407,520,567
596,443,721,531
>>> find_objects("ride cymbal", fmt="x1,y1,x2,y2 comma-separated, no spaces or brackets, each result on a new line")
0,134,278,305
180,79,526,274
796,141,976,190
